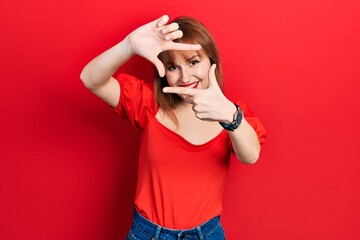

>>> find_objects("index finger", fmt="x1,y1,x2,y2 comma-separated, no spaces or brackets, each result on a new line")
157,15,169,27
162,86,199,96
169,42,202,51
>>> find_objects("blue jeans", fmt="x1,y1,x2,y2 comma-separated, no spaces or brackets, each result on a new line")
125,209,226,240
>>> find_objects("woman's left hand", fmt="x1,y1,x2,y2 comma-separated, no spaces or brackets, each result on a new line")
163,64,236,122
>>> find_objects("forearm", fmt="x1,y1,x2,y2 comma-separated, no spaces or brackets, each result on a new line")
228,119,261,164
80,37,134,89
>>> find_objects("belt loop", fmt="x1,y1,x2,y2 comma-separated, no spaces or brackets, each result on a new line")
196,226,204,240
154,226,161,240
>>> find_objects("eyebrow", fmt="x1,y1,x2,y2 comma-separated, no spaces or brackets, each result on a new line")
186,54,201,61
165,54,202,65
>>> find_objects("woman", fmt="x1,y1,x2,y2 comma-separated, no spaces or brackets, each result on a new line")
81,15,266,240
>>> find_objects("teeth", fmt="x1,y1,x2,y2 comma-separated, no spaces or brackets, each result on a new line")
185,82,197,88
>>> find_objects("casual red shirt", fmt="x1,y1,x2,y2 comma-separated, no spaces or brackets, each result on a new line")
114,73,266,229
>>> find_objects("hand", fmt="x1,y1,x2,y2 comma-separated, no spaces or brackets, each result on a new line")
126,15,201,77
163,64,236,122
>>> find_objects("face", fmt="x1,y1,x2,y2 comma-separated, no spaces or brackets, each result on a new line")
164,50,211,92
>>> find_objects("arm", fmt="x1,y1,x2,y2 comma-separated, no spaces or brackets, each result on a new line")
224,112,261,164
80,15,201,107
162,64,261,164
80,39,134,107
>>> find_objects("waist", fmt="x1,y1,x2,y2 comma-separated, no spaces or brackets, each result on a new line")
130,208,222,239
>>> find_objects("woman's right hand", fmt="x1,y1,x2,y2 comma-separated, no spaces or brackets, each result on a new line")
126,15,201,77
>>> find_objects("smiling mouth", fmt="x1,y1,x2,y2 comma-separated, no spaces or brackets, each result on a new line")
180,81,200,89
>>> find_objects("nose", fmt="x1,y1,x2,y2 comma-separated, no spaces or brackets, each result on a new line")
180,67,191,83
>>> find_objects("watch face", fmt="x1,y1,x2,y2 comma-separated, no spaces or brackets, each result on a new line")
235,110,243,126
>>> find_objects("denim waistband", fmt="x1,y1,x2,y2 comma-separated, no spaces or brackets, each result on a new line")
131,209,221,240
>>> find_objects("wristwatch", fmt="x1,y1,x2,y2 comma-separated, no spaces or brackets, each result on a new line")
219,103,243,131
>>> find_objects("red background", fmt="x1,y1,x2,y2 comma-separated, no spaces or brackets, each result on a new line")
1,0,360,239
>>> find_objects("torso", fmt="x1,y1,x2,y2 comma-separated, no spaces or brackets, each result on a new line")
138,104,231,229
155,103,224,145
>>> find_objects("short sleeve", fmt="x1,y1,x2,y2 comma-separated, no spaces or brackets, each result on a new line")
113,73,156,131
226,100,266,152
237,100,266,144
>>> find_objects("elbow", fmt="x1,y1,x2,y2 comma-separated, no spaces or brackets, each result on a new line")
241,141,262,164
247,152,260,164
80,67,93,90
238,150,260,164
80,67,87,85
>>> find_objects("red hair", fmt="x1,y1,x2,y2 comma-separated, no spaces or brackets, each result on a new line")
155,16,223,125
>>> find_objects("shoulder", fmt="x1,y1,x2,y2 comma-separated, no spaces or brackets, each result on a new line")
236,99,266,144
115,73,154,95
114,73,157,131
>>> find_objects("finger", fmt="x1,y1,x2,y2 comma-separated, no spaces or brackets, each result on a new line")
181,94,194,104
208,64,219,88
153,57,165,77
161,22,179,34
194,112,207,121
162,86,198,96
170,42,202,51
164,30,183,41
157,15,169,28
194,112,209,121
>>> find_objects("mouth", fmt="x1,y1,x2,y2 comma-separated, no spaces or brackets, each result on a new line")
179,81,200,89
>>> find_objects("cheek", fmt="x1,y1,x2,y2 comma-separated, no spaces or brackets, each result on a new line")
199,68,209,78
197,61,211,77
198,65,211,86
165,73,178,87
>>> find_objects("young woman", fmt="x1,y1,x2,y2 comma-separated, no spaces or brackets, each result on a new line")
81,15,266,240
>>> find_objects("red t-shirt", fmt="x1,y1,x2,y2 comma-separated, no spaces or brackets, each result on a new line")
114,73,266,229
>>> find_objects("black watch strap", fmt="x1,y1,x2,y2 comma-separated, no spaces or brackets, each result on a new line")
219,103,243,131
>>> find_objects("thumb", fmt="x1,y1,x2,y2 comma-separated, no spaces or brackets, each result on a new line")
208,64,219,88
153,57,166,77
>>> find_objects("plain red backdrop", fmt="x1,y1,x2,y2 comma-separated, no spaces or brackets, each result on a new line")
1,0,360,239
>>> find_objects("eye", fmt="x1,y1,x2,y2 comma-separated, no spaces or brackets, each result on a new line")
167,65,178,71
190,60,200,66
